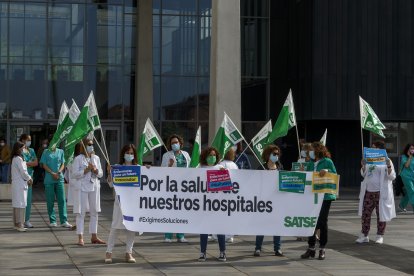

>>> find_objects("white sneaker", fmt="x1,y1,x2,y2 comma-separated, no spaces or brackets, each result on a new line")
164,238,172,243
355,233,369,243
226,237,234,243
208,235,217,242
375,235,384,244
24,221,33,228
177,237,188,243
16,227,27,232
61,222,72,228
49,222,58,227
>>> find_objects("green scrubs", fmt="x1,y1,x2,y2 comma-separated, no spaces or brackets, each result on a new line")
399,155,414,209
22,148,36,222
165,152,186,240
40,148,67,224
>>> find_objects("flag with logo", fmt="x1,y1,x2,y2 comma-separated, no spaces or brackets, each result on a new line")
137,118,164,165
64,92,101,164
190,126,201,168
320,129,327,146
48,101,68,150
359,96,386,138
211,112,243,159
267,89,297,144
251,120,272,161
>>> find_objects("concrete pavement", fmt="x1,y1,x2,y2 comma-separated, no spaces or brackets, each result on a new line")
0,185,413,275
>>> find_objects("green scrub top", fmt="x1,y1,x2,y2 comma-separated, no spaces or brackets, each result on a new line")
40,148,65,184
22,147,36,177
175,152,187,168
400,155,414,179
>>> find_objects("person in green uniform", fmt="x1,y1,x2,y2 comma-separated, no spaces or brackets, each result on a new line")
301,141,337,261
40,145,72,228
161,134,191,243
399,144,414,212
19,134,38,228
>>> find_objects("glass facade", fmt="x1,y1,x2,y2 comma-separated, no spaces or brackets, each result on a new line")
152,0,211,163
0,1,136,150
241,0,269,140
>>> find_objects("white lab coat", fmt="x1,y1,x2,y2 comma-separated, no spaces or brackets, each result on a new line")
11,156,31,208
161,150,191,167
358,161,397,222
72,154,103,213
219,160,239,170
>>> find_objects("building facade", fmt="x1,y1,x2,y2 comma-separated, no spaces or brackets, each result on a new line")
1,0,414,187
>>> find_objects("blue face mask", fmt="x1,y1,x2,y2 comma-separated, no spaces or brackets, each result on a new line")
270,154,279,163
25,141,31,147
309,151,315,160
300,150,307,158
124,154,134,162
171,143,180,152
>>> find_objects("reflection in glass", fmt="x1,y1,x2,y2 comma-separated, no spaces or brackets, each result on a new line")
161,15,197,75
95,66,123,120
161,76,197,121
198,77,209,121
162,0,197,15
241,78,267,121
123,75,135,120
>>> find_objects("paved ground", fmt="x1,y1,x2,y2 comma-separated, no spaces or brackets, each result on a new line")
0,184,413,275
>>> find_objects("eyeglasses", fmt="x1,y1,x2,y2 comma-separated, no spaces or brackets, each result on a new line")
272,152,279,155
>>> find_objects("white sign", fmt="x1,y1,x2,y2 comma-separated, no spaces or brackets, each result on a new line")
114,167,323,236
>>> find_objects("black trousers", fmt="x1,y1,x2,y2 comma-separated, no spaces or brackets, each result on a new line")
308,200,332,248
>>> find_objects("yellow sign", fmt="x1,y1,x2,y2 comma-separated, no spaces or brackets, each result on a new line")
312,172,340,195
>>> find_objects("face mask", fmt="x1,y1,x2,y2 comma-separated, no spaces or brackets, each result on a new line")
270,154,279,163
171,143,180,152
124,154,134,162
232,145,237,152
410,150,414,154
0,142,4,147
86,146,94,153
309,151,315,160
43,144,48,148
300,150,307,158
25,141,31,147
206,155,216,166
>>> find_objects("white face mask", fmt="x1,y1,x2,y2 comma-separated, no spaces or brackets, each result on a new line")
0,142,4,147
124,154,134,162
25,141,31,147
300,150,307,158
86,145,94,153
309,151,315,160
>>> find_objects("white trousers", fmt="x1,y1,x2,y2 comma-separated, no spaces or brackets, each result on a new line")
106,228,136,254
76,190,98,235
13,208,25,226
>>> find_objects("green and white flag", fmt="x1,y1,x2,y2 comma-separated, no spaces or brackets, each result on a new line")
64,92,101,164
359,96,386,138
137,118,163,165
320,129,327,146
190,126,201,168
251,120,272,161
211,112,243,159
267,89,297,144
48,101,69,150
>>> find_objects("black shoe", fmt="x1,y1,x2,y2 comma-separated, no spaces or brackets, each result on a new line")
301,248,316,259
253,249,261,257
218,252,226,262
198,253,206,262
275,250,284,257
318,249,325,260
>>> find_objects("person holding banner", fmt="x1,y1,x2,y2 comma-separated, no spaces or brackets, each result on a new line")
19,134,38,228
40,143,72,228
254,145,283,257
301,142,336,260
198,147,226,262
398,144,414,213
161,134,190,243
105,144,139,264
72,139,105,246
356,141,396,244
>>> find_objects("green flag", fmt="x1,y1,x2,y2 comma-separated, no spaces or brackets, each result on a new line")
190,126,201,168
251,120,272,161
137,118,163,165
48,101,69,150
359,96,386,138
211,112,243,159
267,89,297,144
49,101,81,150
64,92,101,164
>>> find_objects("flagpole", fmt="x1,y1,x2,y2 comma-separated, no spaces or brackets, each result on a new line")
80,140,90,159
294,124,301,160
234,141,251,163
359,96,364,155
93,136,111,164
98,127,111,162
360,127,364,155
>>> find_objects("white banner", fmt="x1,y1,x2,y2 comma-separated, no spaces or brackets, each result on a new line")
113,167,324,236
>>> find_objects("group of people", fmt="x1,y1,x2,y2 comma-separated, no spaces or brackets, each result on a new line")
8,131,410,263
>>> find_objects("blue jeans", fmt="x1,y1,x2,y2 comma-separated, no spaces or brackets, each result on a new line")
200,234,225,253
255,235,281,251
0,163,9,183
